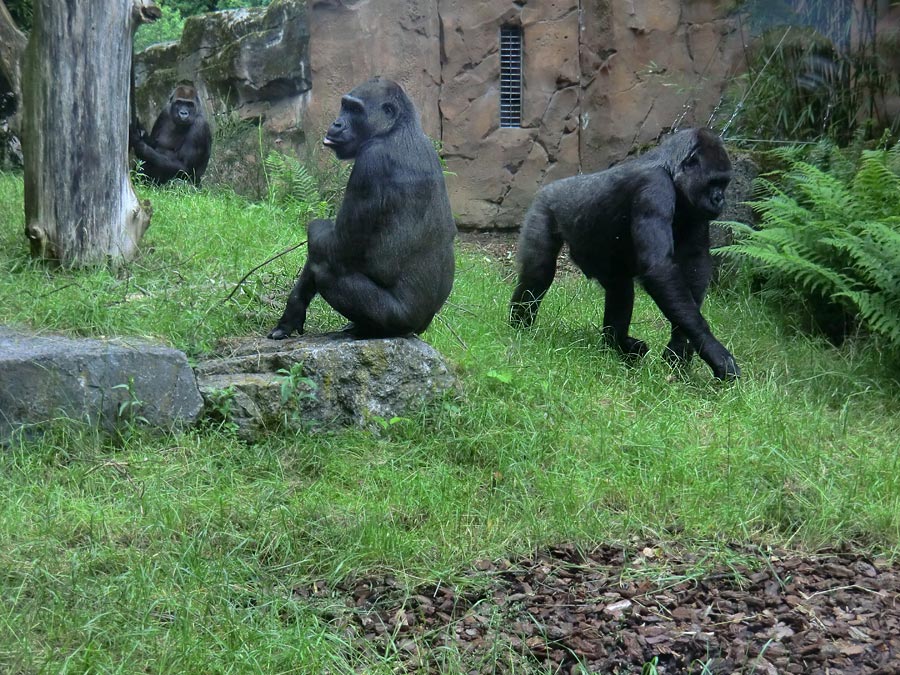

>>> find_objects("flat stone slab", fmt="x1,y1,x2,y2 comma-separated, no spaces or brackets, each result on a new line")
194,333,458,439
0,327,203,441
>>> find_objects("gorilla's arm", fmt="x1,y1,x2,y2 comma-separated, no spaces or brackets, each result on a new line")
630,182,737,379
131,138,184,175
132,123,211,185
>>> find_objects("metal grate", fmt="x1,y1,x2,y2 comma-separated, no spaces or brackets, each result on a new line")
500,26,523,128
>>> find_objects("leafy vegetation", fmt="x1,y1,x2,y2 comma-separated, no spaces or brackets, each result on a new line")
1,170,898,671
3,0,270,33
722,0,897,145
263,150,349,221
3,0,32,30
163,0,271,15
719,140,900,353
132,3,189,52
132,0,273,51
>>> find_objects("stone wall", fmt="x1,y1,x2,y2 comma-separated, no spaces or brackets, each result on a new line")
435,2,582,229
305,0,443,145
579,1,744,173
135,0,745,226
307,0,745,229
134,0,311,196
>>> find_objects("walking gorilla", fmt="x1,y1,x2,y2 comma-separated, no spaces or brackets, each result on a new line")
267,78,456,340
130,83,211,186
510,128,739,380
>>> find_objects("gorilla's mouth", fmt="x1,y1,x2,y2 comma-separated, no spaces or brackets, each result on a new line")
323,136,340,147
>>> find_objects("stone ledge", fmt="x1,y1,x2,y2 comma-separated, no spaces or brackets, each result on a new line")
0,328,457,443
0,327,203,441
195,333,458,440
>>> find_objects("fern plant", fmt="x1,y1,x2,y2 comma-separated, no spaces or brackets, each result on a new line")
263,152,339,221
718,141,900,350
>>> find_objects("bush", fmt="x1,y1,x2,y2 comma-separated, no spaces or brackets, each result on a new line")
133,4,186,52
720,0,896,145
263,151,349,221
132,1,274,52
4,0,32,30
718,141,900,352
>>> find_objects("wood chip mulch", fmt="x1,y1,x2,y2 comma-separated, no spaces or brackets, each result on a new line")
293,544,900,674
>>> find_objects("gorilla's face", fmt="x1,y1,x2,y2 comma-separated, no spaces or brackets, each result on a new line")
674,134,732,218
171,98,196,128
324,80,405,160
323,95,366,159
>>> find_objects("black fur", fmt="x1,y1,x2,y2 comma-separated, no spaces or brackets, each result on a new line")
130,83,211,187
268,78,457,340
510,128,739,380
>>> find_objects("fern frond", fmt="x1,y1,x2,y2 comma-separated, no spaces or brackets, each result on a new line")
836,290,900,342
725,142,900,350
851,153,900,218
264,151,324,210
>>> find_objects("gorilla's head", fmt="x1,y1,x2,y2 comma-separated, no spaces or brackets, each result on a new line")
323,78,416,160
169,84,200,128
671,128,732,218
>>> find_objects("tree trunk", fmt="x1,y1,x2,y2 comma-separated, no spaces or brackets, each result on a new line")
22,1,151,267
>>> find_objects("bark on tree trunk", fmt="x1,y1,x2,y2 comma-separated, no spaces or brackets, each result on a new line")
22,1,151,267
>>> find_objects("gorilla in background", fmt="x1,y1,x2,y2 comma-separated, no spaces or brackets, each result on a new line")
130,83,211,186
267,77,456,340
510,127,739,380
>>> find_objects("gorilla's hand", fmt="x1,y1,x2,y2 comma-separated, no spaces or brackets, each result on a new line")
129,123,147,149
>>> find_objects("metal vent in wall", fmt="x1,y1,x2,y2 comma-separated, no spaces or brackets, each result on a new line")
500,26,523,128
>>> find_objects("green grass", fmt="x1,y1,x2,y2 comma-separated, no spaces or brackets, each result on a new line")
1,172,899,672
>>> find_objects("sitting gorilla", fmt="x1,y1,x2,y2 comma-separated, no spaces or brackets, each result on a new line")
130,83,211,186
267,78,457,340
510,128,739,380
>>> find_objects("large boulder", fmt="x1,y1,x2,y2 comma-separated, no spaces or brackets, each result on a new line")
133,0,311,197
0,327,203,442
194,333,458,441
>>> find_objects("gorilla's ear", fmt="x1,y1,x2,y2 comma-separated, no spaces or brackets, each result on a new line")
382,102,398,118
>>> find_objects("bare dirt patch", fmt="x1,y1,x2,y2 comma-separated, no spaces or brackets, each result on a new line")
296,545,899,673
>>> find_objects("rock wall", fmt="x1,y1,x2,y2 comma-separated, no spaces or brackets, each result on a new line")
436,1,582,230
134,0,745,225
133,0,311,196
438,0,741,228
579,1,744,173
307,0,745,229
305,0,443,144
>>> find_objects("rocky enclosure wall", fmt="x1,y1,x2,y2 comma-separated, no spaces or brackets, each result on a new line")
134,0,745,227
134,0,311,195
